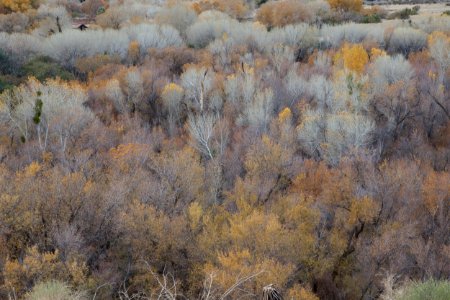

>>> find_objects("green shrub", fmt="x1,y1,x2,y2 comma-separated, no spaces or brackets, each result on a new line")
21,56,74,82
388,6,420,20
395,279,450,300
361,14,381,23
96,6,105,15
0,78,12,92
0,74,22,92
26,280,87,300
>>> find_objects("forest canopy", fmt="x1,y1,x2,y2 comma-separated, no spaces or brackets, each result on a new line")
0,0,449,299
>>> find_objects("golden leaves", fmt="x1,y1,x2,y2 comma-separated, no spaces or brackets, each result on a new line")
23,161,42,178
109,143,149,160
428,31,449,47
188,201,203,231
3,245,88,295
75,54,121,76
256,0,313,28
162,82,183,95
1,0,32,12
82,180,94,195
109,143,151,172
244,134,284,178
3,246,87,292
278,107,292,123
370,48,386,61
422,170,450,216
327,0,363,12
204,249,294,298
202,0,249,19
334,43,369,74
128,40,141,64
348,196,379,226
287,284,320,300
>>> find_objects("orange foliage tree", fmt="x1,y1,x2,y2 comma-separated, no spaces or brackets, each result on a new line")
328,0,362,12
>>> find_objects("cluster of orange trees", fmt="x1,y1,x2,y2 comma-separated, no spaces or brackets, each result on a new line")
0,0,449,299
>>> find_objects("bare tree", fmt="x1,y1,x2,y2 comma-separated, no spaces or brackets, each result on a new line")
242,88,274,132
262,284,283,300
181,67,213,113
0,78,94,155
188,113,216,159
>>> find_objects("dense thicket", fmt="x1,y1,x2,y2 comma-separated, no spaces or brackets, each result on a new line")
0,0,449,299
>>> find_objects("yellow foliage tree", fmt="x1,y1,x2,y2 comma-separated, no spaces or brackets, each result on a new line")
256,0,313,28
278,107,292,123
1,0,32,12
2,246,87,297
328,0,363,12
109,143,152,172
293,160,379,287
118,198,198,295
162,83,183,96
194,172,321,298
287,284,320,300
188,201,203,231
75,54,121,77
370,47,387,61
203,249,294,298
428,31,450,51
23,161,42,178
334,43,369,74
240,134,295,203
128,40,141,65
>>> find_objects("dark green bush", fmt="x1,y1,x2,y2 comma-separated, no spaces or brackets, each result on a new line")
21,56,74,82
388,6,420,20
361,14,381,23
0,49,14,75
0,75,22,92
0,78,12,92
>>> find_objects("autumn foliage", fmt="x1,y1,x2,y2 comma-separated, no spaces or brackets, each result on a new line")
334,43,369,74
328,0,363,12
0,0,32,12
256,0,314,28
0,0,449,299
